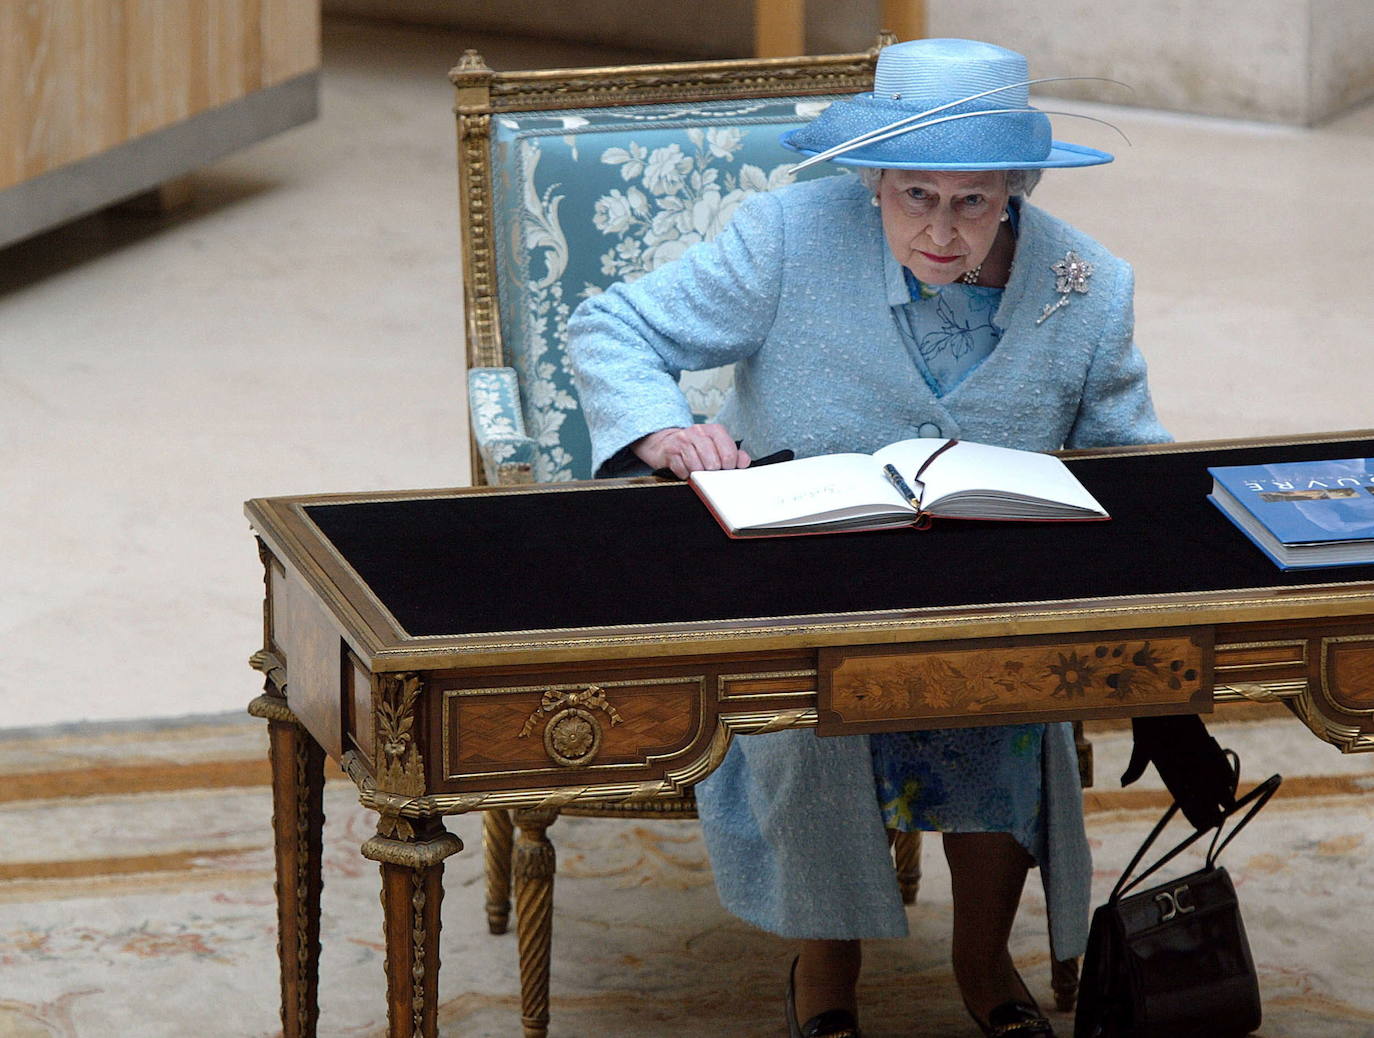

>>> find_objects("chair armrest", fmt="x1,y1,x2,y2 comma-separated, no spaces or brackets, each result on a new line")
468,367,538,485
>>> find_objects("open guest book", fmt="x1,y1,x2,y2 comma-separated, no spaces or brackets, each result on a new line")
689,437,1108,538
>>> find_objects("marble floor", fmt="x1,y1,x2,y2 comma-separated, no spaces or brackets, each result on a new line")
3,18,1373,730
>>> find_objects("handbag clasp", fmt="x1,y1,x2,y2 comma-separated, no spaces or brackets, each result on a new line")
1154,884,1196,922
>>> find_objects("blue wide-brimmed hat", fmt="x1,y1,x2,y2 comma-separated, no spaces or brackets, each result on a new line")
782,38,1114,171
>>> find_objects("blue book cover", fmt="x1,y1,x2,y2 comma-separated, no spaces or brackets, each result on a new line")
1208,457,1374,569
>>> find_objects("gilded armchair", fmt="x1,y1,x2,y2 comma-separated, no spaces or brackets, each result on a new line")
450,38,1083,1036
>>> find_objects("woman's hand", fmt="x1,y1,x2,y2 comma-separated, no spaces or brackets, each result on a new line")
632,424,751,479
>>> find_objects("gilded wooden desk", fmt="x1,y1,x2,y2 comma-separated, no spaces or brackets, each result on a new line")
246,432,1374,1038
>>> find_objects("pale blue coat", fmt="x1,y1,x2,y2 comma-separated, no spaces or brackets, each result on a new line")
568,174,1168,957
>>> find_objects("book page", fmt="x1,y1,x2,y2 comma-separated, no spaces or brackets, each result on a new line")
870,437,950,489
872,438,1106,518
690,453,912,532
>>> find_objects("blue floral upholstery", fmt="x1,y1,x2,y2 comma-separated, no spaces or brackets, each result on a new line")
471,97,850,483
467,367,539,483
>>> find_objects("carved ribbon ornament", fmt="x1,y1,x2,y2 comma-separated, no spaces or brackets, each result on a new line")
519,685,625,767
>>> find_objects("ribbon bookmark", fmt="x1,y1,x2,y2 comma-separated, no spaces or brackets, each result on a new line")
883,438,958,530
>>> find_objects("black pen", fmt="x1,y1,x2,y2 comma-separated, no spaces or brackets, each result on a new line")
883,463,922,509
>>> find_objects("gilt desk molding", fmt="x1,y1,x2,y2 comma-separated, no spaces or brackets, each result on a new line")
246,430,1374,1038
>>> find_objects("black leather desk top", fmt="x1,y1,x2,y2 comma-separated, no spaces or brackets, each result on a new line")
304,438,1374,637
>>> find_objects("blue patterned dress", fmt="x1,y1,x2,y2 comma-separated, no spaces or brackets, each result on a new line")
872,265,1044,854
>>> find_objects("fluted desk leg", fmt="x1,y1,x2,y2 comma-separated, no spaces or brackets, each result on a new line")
363,820,464,1038
251,692,325,1038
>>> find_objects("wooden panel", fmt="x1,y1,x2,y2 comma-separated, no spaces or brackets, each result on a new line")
818,629,1211,735
0,5,17,187
718,669,816,701
261,0,320,87
8,4,60,181
32,0,129,179
127,0,196,136
1,3,124,186
266,554,290,660
343,652,376,763
754,0,805,58
880,0,927,40
83,1,131,162
278,569,344,759
1214,639,1307,671
0,0,315,192
1213,638,1308,694
206,0,262,108
443,675,704,780
1324,637,1374,710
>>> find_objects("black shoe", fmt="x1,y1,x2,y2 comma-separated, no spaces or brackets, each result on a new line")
784,956,863,1038
966,998,1056,1037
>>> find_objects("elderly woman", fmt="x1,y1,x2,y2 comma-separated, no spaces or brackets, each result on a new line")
569,38,1167,1038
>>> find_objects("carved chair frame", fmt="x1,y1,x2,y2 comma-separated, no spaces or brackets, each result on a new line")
449,37,894,486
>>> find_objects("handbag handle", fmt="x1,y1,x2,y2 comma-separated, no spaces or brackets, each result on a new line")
1111,748,1239,901
1111,753,1281,903
1204,770,1282,868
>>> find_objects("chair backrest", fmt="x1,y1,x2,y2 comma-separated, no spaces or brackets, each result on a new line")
452,42,889,483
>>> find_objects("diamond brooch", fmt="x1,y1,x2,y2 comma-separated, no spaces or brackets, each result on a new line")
1036,250,1094,324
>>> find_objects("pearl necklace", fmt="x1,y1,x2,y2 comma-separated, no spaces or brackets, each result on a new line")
960,263,983,286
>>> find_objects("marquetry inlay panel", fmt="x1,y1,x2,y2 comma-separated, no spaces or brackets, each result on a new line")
443,675,704,780
818,629,1211,735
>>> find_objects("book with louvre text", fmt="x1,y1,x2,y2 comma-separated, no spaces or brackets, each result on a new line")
1208,457,1374,569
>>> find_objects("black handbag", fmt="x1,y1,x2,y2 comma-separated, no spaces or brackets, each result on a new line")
1075,759,1281,1038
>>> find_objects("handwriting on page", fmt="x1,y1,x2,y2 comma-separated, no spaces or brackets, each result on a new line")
769,483,847,509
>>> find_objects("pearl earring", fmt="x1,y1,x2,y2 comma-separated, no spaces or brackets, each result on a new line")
870,196,880,207
1000,209,1010,222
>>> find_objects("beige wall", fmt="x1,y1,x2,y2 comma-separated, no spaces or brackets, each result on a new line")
322,0,884,59
1310,0,1374,122
928,0,1374,125
327,0,1374,124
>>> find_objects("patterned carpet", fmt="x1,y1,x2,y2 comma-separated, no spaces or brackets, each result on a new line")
1,705,1372,1037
